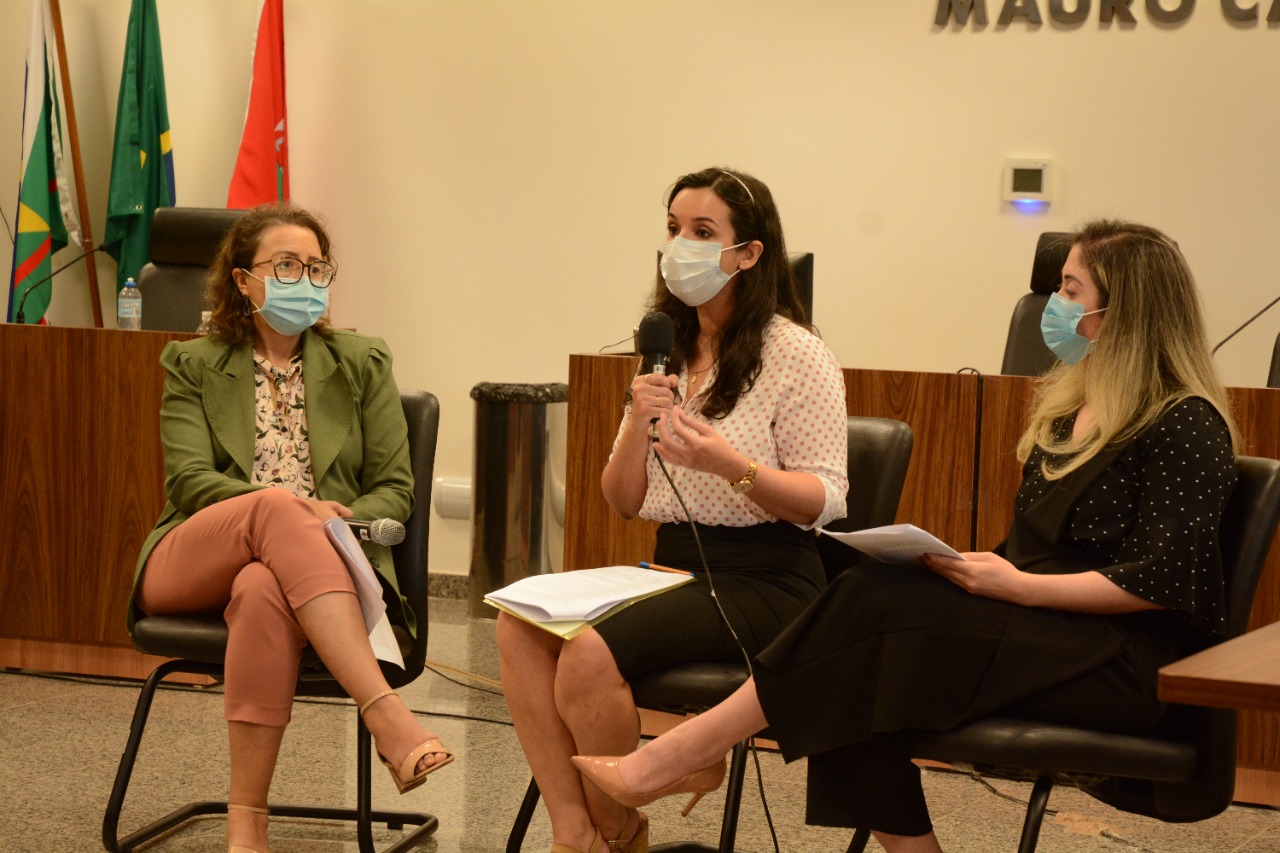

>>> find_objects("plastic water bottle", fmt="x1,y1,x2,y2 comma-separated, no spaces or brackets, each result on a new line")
117,277,142,330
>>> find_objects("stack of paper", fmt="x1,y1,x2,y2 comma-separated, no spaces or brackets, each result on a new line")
485,565,695,639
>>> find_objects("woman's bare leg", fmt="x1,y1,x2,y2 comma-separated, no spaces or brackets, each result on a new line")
555,629,644,841
500,614,629,851
873,831,944,853
227,721,285,851
295,591,447,774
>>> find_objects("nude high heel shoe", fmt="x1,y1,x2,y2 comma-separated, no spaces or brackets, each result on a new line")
227,803,268,853
359,689,455,793
572,755,726,817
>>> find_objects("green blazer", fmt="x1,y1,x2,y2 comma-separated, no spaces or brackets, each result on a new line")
130,328,415,634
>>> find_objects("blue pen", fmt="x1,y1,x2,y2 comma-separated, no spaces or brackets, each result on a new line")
639,561,693,576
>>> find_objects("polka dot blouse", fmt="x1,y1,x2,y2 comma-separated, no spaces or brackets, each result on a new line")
1015,397,1236,635
612,315,850,530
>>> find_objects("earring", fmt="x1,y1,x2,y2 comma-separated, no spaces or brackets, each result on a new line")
241,297,252,317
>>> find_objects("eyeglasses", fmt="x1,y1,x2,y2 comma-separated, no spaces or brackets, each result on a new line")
248,256,337,288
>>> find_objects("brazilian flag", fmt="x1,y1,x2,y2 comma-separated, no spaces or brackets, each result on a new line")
103,0,175,292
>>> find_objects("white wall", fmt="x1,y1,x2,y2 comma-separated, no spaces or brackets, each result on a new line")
3,1,1277,576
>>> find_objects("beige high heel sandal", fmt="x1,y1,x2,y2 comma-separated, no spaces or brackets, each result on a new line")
227,803,268,853
549,828,606,853
607,810,649,853
358,689,455,794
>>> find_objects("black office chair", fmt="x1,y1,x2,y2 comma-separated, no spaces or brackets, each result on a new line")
1000,232,1072,377
505,416,915,853
137,207,245,332
844,454,1280,853
102,390,441,853
1268,332,1280,388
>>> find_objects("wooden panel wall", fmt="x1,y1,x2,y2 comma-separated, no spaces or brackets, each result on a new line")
845,369,979,551
562,354,658,570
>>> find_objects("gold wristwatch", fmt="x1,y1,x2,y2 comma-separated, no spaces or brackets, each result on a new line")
728,459,758,494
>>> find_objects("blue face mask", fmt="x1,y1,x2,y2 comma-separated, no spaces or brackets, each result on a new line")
251,276,329,336
1040,292,1106,366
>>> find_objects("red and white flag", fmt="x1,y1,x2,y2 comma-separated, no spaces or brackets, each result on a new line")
227,0,288,208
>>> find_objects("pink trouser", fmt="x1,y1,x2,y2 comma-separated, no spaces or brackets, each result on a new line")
137,488,356,726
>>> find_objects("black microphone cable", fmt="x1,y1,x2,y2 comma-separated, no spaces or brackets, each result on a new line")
651,448,782,853
1212,294,1280,355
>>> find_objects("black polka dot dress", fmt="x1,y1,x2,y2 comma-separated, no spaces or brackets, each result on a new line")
751,397,1236,835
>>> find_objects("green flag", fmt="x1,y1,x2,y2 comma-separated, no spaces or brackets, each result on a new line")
8,0,75,324
103,0,175,292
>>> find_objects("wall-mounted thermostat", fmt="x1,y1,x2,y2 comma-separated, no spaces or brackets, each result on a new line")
1003,158,1053,203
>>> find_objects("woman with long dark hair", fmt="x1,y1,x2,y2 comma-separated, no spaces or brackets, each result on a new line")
498,168,849,853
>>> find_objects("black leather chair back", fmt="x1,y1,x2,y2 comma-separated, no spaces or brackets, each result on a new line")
1095,454,1280,822
1268,332,1280,389
389,389,439,682
816,416,914,582
137,207,245,332
1000,232,1072,377
790,253,815,323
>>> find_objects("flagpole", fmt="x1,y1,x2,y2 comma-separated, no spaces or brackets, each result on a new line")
47,0,103,328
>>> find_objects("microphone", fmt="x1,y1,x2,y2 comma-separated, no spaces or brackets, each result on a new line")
342,517,406,546
13,245,103,324
636,311,675,441
637,311,674,376
1212,294,1280,355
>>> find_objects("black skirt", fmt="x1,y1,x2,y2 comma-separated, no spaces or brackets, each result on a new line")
753,561,1184,832
594,521,825,681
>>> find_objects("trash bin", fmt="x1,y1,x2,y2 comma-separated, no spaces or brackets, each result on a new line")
468,381,569,618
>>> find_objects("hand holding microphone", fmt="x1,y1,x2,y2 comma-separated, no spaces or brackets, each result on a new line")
342,517,406,546
635,311,677,441
304,499,405,546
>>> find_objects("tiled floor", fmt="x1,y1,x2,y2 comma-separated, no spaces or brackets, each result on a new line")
4,596,1280,852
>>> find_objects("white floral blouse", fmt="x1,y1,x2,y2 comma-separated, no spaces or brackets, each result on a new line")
250,352,316,498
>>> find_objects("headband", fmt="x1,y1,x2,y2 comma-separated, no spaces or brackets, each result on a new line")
720,171,755,206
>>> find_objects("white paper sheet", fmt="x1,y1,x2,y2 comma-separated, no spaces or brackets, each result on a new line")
323,518,404,669
819,523,964,566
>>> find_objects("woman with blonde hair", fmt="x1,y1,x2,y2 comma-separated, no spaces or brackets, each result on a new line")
573,220,1238,853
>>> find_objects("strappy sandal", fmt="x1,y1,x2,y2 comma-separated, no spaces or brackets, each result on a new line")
607,810,649,853
549,829,605,853
227,803,268,853
358,689,455,794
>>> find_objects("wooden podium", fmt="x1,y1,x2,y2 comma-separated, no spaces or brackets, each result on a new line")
0,324,191,679
562,354,1280,806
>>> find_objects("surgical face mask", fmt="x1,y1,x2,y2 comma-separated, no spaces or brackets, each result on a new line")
1040,292,1106,366
660,237,748,307
249,276,329,336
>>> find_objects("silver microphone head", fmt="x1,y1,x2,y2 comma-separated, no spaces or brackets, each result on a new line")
369,518,406,546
